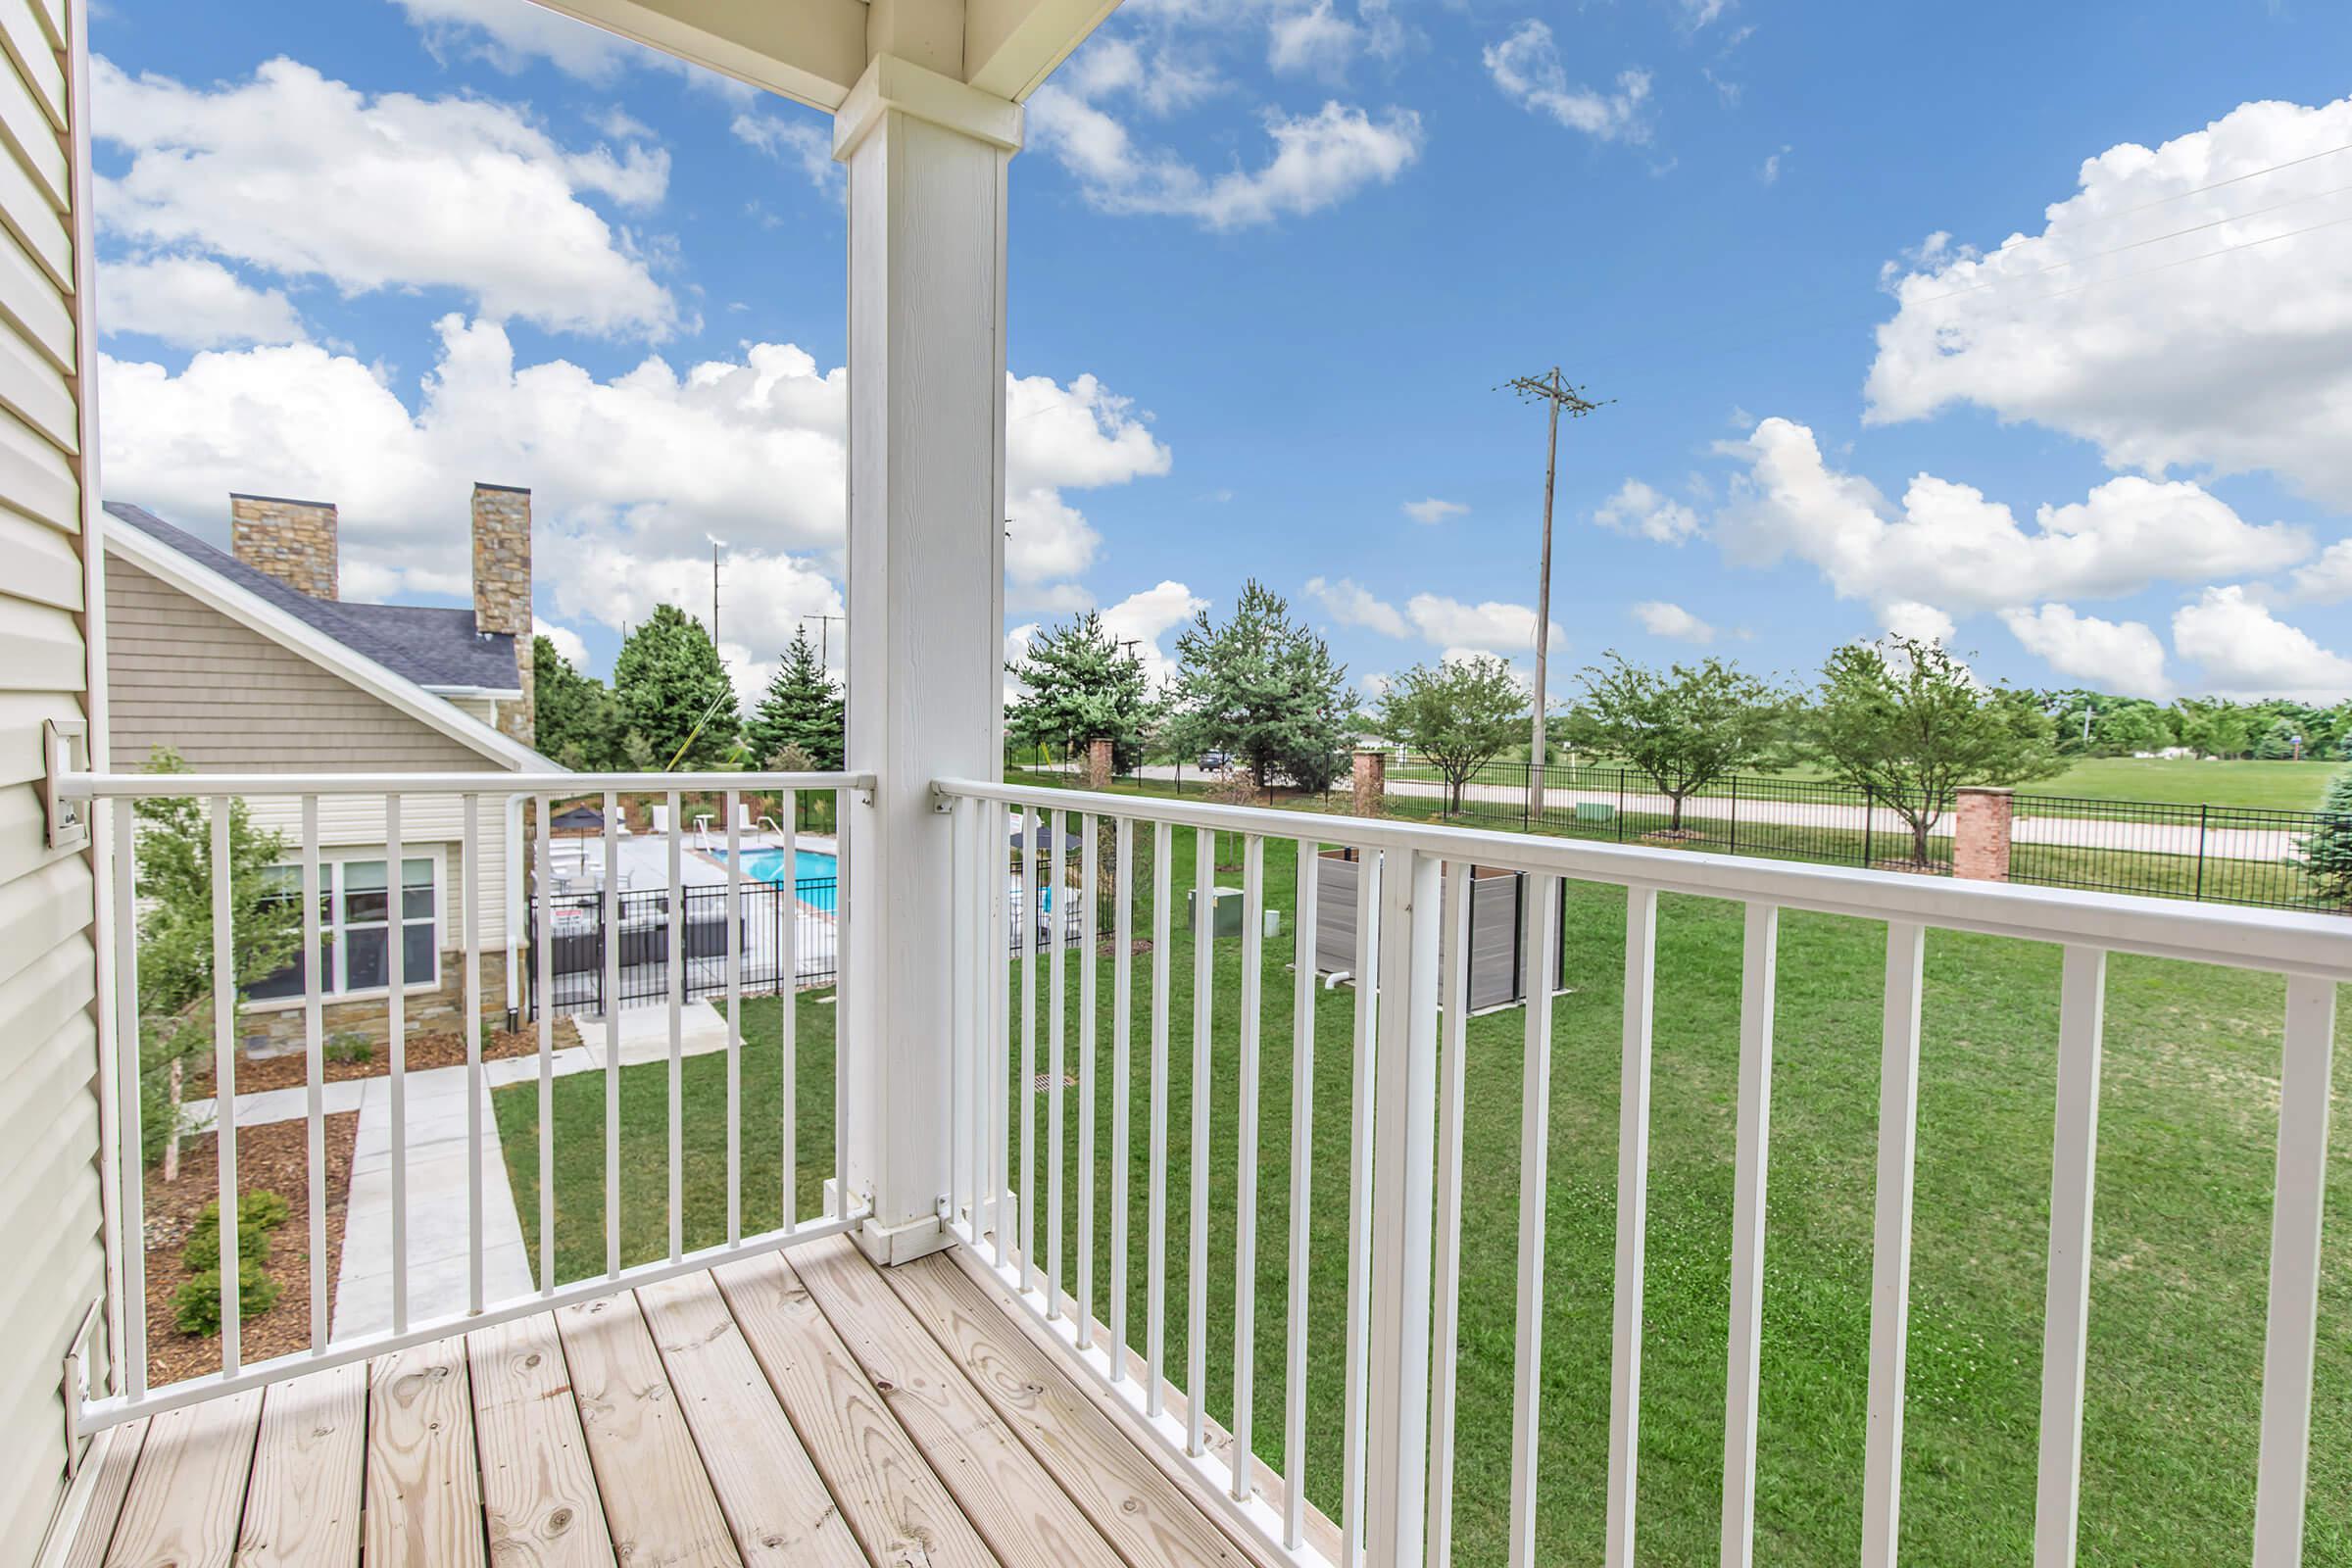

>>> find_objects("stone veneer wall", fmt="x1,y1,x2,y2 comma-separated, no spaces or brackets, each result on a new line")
1351,748,1387,817
230,493,338,600
1953,787,2015,881
471,483,535,746
245,951,512,1052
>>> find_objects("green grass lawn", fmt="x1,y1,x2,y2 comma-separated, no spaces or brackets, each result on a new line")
2018,757,2341,811
495,824,2350,1566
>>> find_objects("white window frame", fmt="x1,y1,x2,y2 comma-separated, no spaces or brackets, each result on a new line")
247,846,447,1010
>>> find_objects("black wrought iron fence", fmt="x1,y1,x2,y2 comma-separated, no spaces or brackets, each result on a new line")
1397,759,2350,914
525,876,839,1018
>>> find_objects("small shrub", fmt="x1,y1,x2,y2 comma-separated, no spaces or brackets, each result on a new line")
172,1258,279,1337
179,1190,292,1272
323,1033,374,1065
2300,768,2352,907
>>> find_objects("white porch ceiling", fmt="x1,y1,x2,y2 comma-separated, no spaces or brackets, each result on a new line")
529,0,1121,111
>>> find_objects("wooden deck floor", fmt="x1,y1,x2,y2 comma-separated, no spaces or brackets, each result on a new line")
61,1238,1285,1568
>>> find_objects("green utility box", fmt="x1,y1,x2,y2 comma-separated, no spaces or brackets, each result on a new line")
1577,802,1615,824
1188,886,1244,938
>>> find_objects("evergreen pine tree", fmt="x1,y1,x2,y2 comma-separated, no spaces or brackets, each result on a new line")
532,635,621,769
1165,580,1355,792
2300,767,2352,907
612,605,739,769
1006,612,1152,769
747,628,846,769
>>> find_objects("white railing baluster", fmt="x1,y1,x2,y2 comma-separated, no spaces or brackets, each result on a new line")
780,789,798,1235
1427,862,1470,1568
1110,815,1135,1381
534,796,554,1295
834,785,852,1222
1231,832,1265,1501
388,793,409,1329
992,800,1010,1269
950,799,974,1244
302,797,325,1351
1342,846,1382,1567
1189,824,1215,1456
1285,834,1320,1553
602,789,620,1279
1148,818,1172,1418
972,799,992,1247
725,791,743,1248
665,789,684,1264
1863,921,1927,1568
1021,806,1039,1294
2034,946,2105,1568
1721,902,1780,1568
1365,849,1445,1568
1079,812,1099,1350
1050,808,1067,1319
2251,974,2338,1566
111,802,147,1400
1606,886,1659,1568
1505,873,1561,1568
464,794,484,1314
210,799,241,1376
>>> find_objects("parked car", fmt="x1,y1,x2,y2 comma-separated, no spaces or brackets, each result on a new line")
1198,750,1231,771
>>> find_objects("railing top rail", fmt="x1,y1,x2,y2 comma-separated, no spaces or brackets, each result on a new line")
59,768,874,799
936,776,2352,982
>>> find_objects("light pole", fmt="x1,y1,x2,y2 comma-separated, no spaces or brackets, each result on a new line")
1503,368,1609,823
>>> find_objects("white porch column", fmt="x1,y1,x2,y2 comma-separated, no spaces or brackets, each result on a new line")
834,56,1019,1264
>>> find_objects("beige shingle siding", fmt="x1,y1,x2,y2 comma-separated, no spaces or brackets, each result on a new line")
0,2,99,1556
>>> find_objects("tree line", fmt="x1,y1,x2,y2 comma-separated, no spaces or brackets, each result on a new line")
535,607,845,772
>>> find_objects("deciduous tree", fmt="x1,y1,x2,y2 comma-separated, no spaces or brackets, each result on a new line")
1567,653,1786,832
1806,637,2062,866
1375,655,1525,809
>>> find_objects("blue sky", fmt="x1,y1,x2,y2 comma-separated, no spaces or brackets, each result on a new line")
89,0,2352,710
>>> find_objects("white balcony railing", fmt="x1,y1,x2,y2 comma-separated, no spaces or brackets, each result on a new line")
64,767,871,1431
930,776,2347,1568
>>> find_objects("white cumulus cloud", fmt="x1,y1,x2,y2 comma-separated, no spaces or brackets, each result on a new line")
2286,538,2352,604
1405,593,1565,655
732,110,840,193
1865,93,2352,509
92,55,678,341
2172,586,2352,703
98,256,306,348
1401,496,1467,524
100,317,1169,660
1304,575,1409,637
1594,477,1701,544
1998,604,2171,697
1716,416,2312,616
1484,22,1652,145
1631,600,1715,643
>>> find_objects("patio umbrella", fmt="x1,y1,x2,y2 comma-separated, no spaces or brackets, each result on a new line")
1007,813,1083,851
550,803,605,833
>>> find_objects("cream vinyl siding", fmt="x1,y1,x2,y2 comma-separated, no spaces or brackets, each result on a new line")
0,0,97,1558
105,559,524,952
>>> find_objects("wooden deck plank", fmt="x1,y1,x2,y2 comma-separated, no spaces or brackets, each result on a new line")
55,1418,149,1568
236,1361,368,1568
712,1250,1000,1568
103,1390,263,1568
918,1248,1325,1568
634,1270,869,1568
554,1292,743,1568
789,1237,1122,1567
365,1336,488,1568
467,1311,617,1568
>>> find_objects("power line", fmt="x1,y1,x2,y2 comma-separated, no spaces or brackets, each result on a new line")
2030,207,2352,305
1906,178,2352,305
2097,138,2352,222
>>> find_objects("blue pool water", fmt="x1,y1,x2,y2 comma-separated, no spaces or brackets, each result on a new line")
717,847,839,911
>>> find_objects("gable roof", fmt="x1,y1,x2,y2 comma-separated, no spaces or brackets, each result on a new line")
103,502,522,694
102,502,558,773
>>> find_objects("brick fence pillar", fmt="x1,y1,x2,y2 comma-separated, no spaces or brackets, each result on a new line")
1084,735,1114,790
1953,787,2014,881
1351,748,1387,818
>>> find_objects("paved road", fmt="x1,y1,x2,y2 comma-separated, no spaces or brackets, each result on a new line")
1032,762,2306,864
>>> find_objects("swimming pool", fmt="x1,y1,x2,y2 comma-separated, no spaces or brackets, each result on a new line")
715,847,840,911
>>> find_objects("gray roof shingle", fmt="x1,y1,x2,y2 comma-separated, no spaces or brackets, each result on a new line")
103,501,523,694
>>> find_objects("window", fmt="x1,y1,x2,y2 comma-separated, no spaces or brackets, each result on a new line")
249,855,438,1002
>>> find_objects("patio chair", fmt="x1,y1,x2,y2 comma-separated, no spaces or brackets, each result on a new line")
651,803,671,835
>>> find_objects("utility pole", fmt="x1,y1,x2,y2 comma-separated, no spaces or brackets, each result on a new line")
710,537,725,647
801,612,845,666
1502,367,1609,823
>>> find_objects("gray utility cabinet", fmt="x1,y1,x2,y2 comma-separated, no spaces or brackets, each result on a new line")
1313,850,1567,1012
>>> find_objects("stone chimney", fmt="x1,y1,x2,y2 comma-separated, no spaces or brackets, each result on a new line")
471,483,534,747
229,493,338,599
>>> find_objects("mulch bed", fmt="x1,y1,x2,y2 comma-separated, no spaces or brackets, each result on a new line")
142,1110,359,1386
1870,858,1951,876
186,1023,573,1098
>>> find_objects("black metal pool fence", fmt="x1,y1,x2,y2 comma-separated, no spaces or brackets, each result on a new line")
1394,759,2351,916
526,876,839,1018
